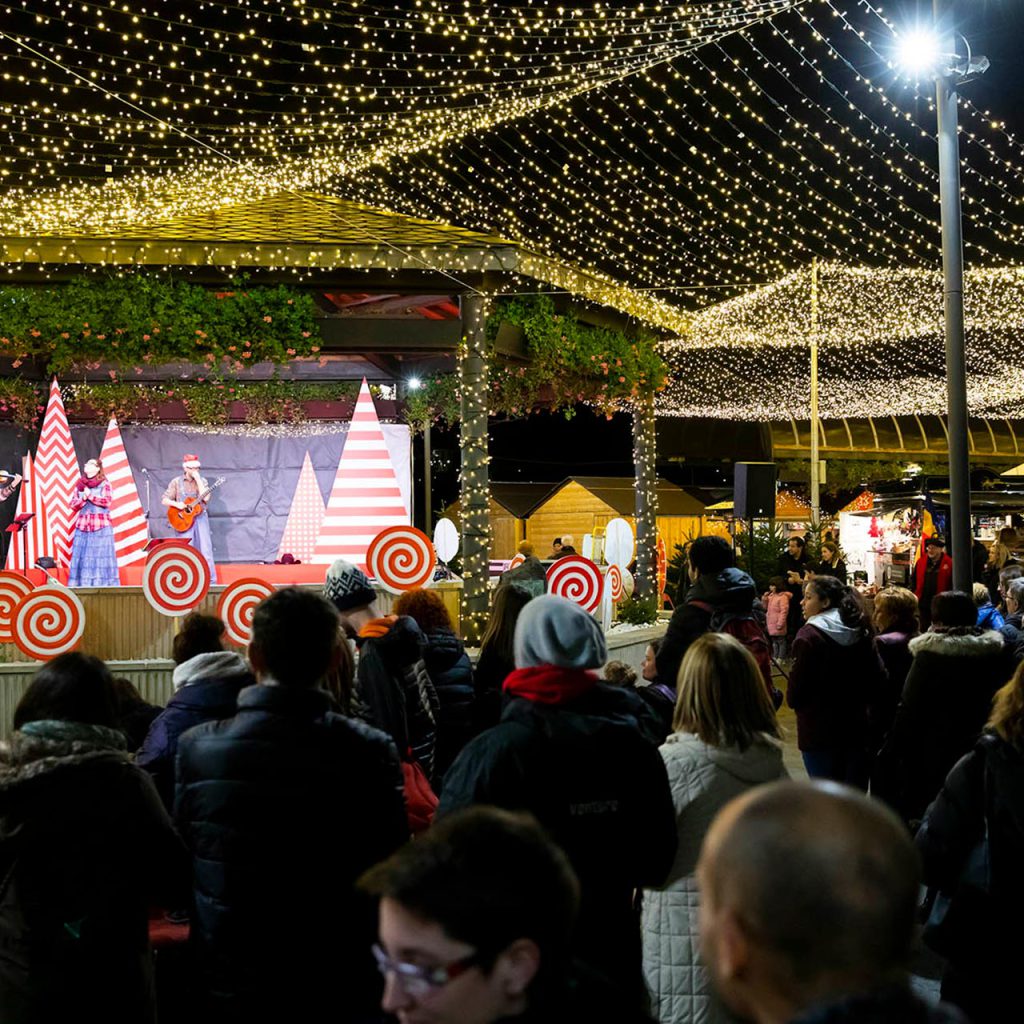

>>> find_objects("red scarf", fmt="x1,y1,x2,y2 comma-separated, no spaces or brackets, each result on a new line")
503,665,599,706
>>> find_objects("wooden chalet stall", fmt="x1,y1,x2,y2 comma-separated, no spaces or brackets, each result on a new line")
448,476,714,562
445,483,554,561
524,477,710,557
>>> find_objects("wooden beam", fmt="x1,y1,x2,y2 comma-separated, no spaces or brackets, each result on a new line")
318,317,461,351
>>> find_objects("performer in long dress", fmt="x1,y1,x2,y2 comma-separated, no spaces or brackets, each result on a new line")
0,470,22,502
162,453,217,581
68,458,120,587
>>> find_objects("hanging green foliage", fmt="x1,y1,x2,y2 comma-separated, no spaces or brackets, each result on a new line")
410,295,667,426
0,274,321,376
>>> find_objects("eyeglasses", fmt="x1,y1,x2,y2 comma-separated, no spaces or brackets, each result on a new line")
372,943,481,997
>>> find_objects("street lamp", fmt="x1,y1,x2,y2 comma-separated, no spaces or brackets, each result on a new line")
897,5,987,592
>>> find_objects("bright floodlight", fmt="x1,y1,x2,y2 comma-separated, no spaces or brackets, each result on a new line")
408,377,423,390
897,29,941,75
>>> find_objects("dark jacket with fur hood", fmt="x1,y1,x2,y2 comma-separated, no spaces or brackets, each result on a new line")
0,721,189,1024
877,628,1008,825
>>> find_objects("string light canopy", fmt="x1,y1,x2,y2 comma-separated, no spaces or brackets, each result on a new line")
0,0,1020,334
658,265,1024,421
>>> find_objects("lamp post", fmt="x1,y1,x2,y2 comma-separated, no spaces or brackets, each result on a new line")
933,0,974,591
900,5,987,591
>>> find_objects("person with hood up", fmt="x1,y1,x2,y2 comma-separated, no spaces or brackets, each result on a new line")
641,632,787,1024
325,559,441,783
656,536,757,688
878,590,1007,828
439,594,677,1007
787,575,882,790
136,612,254,810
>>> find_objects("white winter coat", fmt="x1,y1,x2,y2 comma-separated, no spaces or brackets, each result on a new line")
641,732,788,1024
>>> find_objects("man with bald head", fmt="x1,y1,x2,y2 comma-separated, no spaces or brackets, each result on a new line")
696,781,966,1023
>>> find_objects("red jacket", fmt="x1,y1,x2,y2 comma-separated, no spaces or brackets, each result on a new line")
913,552,953,600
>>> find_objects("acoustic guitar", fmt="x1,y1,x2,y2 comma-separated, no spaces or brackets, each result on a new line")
167,476,225,533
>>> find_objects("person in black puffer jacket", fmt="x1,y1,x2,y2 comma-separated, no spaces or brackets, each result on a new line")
393,588,475,783
656,536,757,688
439,595,677,1008
325,559,441,783
175,588,408,1024
916,662,1024,1023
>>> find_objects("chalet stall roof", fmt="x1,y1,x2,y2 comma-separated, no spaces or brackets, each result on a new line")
0,191,688,334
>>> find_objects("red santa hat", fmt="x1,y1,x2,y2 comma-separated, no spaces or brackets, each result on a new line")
182,453,201,469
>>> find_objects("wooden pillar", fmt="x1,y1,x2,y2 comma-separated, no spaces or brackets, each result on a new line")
459,292,489,642
633,390,659,600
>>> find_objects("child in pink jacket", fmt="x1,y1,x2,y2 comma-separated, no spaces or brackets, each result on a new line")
763,576,792,661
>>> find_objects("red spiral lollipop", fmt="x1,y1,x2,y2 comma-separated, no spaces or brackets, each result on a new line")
217,578,275,647
366,526,436,594
0,571,34,643
607,563,625,603
546,555,604,613
13,586,85,661
508,553,526,570
142,545,211,617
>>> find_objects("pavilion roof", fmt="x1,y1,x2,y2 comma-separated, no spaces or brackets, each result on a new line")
0,191,689,335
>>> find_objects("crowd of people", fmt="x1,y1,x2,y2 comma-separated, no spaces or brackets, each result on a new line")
0,536,1020,1023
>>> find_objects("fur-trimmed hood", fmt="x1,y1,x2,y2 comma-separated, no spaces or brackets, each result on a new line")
0,721,127,798
909,628,1005,658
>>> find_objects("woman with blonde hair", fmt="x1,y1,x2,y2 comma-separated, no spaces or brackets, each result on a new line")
916,662,1024,1021
641,632,787,1024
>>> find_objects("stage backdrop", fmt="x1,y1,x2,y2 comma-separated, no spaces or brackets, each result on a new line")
0,423,411,565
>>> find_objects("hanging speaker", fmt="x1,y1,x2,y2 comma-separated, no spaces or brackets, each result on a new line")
734,462,777,519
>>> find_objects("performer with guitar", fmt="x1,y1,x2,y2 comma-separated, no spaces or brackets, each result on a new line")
162,453,219,581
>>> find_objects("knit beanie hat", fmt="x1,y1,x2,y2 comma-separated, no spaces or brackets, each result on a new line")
514,593,607,670
324,559,376,612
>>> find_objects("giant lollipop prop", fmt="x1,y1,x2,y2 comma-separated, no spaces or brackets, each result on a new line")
13,586,85,660
142,544,211,616
366,526,436,594
546,555,604,613
217,578,275,646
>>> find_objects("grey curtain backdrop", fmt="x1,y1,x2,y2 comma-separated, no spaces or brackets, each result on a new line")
0,423,411,564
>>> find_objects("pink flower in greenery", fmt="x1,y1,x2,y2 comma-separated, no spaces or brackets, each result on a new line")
263,316,272,323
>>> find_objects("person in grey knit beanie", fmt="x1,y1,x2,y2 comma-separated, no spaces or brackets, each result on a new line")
514,594,607,671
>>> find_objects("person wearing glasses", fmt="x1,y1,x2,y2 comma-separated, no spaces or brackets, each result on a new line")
359,806,654,1024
